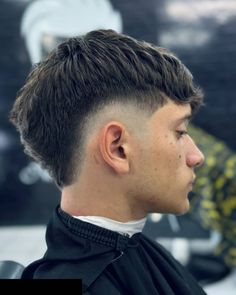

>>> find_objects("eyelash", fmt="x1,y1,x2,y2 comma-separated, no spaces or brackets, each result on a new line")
176,130,188,138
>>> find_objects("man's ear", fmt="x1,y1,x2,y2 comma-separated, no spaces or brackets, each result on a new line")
99,121,130,174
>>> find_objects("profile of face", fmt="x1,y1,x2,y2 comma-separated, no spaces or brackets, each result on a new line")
129,100,204,215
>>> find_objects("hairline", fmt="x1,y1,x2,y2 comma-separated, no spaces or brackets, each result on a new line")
71,93,194,184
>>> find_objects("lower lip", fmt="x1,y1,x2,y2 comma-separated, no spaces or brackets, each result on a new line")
188,182,193,191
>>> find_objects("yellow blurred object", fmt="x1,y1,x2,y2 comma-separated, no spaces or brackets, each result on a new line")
189,125,236,266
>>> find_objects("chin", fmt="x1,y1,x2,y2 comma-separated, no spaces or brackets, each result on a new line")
174,201,190,215
156,204,190,215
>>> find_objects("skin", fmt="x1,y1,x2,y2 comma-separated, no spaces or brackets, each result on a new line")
61,99,204,221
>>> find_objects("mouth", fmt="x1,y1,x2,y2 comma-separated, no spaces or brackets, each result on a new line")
189,182,194,190
188,176,196,190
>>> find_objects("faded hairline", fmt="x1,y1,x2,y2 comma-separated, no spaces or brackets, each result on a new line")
70,92,180,183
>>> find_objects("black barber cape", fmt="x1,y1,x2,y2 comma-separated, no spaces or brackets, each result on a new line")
22,207,207,295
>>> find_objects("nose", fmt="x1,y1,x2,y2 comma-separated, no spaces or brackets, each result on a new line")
186,140,205,168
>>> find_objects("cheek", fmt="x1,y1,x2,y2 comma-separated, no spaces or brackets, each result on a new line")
145,135,184,169
166,140,185,168
178,154,184,162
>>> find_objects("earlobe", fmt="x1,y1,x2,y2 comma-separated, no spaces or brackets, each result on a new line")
99,122,130,174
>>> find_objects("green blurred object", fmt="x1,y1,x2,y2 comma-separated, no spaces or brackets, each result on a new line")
189,124,236,266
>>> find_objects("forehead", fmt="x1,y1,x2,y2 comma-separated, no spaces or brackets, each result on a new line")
149,100,192,126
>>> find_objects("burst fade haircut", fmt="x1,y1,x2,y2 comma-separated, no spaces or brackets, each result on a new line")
10,29,203,187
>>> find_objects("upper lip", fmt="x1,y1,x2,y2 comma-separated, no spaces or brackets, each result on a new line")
191,176,196,185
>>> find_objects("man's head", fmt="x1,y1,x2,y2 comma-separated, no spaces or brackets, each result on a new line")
10,29,203,195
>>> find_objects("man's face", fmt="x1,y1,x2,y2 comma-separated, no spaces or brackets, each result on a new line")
131,100,204,215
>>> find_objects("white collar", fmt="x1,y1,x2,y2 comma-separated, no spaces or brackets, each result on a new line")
73,215,147,237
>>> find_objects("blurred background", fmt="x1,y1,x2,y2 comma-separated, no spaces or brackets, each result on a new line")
0,0,236,293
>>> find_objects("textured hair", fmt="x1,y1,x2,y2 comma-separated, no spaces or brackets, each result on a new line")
10,29,203,187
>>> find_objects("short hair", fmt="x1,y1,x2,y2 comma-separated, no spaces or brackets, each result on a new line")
10,29,203,187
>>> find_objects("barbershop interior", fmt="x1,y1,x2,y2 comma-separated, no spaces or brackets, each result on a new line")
0,0,236,293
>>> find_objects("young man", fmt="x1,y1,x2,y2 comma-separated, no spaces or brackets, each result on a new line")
10,29,206,294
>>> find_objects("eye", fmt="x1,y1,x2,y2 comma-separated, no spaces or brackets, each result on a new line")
176,130,188,139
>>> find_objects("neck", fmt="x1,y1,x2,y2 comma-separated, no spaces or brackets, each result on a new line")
60,176,146,222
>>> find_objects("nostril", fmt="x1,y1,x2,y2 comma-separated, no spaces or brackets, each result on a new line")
196,156,205,168
186,153,204,168
195,161,201,167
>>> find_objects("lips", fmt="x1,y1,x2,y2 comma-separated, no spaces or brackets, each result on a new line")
189,174,196,185
188,176,196,191
188,182,193,190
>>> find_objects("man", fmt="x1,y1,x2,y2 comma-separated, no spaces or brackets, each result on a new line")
10,29,206,294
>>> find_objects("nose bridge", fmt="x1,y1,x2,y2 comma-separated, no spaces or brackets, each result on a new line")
187,136,205,167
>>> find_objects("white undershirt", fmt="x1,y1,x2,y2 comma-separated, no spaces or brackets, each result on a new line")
73,215,147,237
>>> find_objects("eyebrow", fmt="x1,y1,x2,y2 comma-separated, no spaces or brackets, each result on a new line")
173,114,193,126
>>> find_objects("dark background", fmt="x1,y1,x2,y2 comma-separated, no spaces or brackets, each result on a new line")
0,0,236,226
